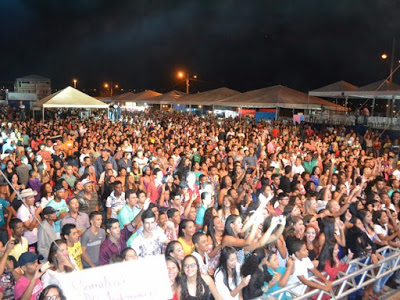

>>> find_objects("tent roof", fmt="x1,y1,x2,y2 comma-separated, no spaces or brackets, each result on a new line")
217,85,345,111
34,86,108,108
346,79,400,99
147,90,187,104
131,90,162,103
309,80,359,97
169,87,241,105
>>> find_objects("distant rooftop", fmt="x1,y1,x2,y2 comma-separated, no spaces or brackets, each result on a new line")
16,74,50,81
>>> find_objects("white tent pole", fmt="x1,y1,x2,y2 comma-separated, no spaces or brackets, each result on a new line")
371,98,376,116
42,107,44,122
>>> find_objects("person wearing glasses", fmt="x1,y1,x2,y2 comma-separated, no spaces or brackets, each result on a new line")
38,284,66,300
177,254,222,300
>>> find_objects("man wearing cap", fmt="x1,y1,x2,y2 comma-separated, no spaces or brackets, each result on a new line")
76,178,99,216
60,197,90,235
16,189,41,252
14,252,44,300
95,148,117,179
46,185,69,238
37,207,57,261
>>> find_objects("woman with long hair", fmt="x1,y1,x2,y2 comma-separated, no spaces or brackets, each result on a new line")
41,239,77,288
166,256,181,300
207,216,224,274
317,241,352,300
304,225,320,265
177,255,222,300
40,182,54,208
214,246,250,300
178,219,196,256
303,197,318,216
165,241,185,267
218,195,239,224
318,216,346,247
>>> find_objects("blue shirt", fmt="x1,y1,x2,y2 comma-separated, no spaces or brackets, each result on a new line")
117,205,140,229
47,199,69,233
0,198,9,227
266,266,291,300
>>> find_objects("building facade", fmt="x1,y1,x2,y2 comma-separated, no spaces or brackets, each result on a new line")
14,75,51,100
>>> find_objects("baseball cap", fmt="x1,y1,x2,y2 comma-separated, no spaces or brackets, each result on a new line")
81,178,93,186
42,206,57,215
18,252,44,267
53,185,65,192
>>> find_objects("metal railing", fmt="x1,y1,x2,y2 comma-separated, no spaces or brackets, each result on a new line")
261,246,400,300
307,113,400,129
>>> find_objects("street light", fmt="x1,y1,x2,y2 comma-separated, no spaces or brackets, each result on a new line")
177,71,197,94
104,82,119,97
73,79,77,89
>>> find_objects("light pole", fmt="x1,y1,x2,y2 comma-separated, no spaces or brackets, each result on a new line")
177,71,197,94
104,82,119,97
73,79,77,89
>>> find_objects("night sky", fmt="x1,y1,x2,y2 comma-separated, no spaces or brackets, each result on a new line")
1,0,400,95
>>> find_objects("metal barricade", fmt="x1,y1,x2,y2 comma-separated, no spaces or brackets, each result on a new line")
265,246,400,300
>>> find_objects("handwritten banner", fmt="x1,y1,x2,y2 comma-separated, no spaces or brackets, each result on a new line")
56,255,172,300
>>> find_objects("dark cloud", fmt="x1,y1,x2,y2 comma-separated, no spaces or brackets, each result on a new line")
1,0,400,93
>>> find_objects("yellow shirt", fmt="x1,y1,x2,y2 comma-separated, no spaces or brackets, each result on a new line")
178,237,194,256
68,241,83,270
9,237,28,261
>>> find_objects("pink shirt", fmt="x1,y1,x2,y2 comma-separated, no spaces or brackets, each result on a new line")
14,276,43,300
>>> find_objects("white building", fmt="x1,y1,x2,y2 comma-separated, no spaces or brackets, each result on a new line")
14,75,51,99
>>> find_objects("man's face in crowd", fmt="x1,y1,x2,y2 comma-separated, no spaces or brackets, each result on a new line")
127,193,138,207
114,183,123,195
143,217,156,234
101,149,109,159
172,195,181,207
376,180,385,191
69,198,80,213
66,228,79,244
12,221,24,238
91,215,103,228
108,222,121,240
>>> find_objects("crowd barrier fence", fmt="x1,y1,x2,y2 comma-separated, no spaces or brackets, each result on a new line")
251,246,400,300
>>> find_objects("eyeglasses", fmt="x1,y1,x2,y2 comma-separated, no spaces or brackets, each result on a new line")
44,296,61,300
183,263,197,269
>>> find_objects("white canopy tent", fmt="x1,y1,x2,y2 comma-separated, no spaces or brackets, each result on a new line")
216,85,345,111
34,86,109,120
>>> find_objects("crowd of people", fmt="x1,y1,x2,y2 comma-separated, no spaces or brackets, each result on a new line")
0,109,398,300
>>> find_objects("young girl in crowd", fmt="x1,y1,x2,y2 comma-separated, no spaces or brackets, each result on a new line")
177,255,222,300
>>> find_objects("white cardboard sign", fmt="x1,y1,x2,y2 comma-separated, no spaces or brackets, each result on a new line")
56,255,172,300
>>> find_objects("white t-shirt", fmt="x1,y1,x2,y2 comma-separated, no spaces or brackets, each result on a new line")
292,164,305,175
392,169,400,181
192,251,210,275
129,230,167,258
17,205,38,245
374,224,388,242
214,263,241,300
105,191,126,219
287,257,314,296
